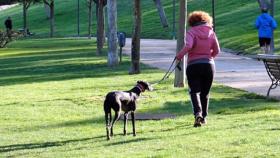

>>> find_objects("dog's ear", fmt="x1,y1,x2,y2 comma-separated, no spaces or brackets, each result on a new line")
137,80,142,84
137,80,153,91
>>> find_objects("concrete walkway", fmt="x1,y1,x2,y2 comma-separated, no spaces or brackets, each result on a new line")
123,39,280,99
0,4,18,11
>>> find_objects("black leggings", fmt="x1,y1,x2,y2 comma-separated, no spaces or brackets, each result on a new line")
186,63,215,118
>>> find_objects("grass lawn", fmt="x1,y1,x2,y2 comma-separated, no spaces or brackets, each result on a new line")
1,38,280,157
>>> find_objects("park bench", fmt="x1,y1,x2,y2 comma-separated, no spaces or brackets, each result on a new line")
257,54,280,97
18,28,35,36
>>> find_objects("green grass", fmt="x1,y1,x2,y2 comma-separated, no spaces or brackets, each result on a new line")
0,38,280,157
0,0,279,54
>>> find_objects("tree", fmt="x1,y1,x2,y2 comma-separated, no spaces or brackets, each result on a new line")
257,0,269,8
44,3,51,19
43,0,54,37
129,0,141,74
174,0,186,87
87,0,94,39
17,0,40,37
153,0,168,28
93,0,107,55
107,0,118,67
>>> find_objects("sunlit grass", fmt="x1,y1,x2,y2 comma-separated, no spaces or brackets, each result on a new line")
0,38,280,157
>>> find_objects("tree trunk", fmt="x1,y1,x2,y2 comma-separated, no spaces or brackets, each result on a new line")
44,3,51,19
174,0,186,87
23,1,27,37
172,0,176,39
153,0,168,28
257,0,269,9
49,1,54,37
130,0,141,74
96,0,105,55
212,0,215,32
270,0,274,54
107,0,118,67
88,0,93,39
77,0,80,37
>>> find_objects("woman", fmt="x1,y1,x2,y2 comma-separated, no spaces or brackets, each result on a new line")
176,11,220,127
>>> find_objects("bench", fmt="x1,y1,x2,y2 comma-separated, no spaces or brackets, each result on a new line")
257,54,280,97
18,28,35,36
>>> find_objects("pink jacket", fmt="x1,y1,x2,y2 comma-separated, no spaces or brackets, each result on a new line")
176,25,220,63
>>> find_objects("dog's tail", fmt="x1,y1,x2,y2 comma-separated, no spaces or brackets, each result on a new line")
104,98,112,124
104,99,112,140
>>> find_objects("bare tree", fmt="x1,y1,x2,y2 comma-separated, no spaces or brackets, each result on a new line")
87,0,94,39
257,0,270,8
18,0,40,36
44,3,50,19
107,0,118,67
153,0,168,28
129,0,141,74
93,0,107,55
43,0,55,37
174,0,186,87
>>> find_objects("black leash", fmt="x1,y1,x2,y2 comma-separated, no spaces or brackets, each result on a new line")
151,57,182,86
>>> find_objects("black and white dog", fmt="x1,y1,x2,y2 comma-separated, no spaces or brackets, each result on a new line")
103,81,153,140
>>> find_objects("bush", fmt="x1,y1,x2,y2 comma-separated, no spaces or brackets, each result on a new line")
0,30,22,48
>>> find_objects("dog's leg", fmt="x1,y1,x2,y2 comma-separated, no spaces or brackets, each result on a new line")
123,112,128,135
110,110,121,137
105,112,111,140
109,111,112,125
131,111,136,136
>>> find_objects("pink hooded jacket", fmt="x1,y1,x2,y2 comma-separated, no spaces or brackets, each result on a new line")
176,25,220,64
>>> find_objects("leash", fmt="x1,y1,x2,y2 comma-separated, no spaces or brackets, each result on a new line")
151,57,182,86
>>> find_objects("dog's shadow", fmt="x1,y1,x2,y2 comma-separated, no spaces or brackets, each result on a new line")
106,137,156,146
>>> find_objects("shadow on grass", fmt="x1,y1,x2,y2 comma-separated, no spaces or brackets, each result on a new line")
148,87,279,116
0,41,154,86
107,137,156,146
21,88,279,132
0,50,128,86
269,128,280,131
18,116,104,132
0,135,106,153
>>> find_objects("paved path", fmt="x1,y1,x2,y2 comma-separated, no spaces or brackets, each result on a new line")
0,4,18,11
123,39,280,99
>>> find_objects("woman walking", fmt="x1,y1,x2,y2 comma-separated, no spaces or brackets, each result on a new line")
176,11,220,127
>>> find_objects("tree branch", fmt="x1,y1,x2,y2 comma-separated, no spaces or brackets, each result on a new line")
43,0,50,6
26,1,31,9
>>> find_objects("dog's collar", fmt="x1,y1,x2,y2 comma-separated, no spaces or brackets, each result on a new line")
136,84,145,92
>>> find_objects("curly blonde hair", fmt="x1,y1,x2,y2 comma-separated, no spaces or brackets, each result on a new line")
188,11,213,27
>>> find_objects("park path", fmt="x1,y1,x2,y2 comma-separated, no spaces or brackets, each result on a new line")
122,39,280,100
0,4,18,11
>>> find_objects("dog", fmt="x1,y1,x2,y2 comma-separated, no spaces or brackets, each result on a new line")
103,80,153,140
